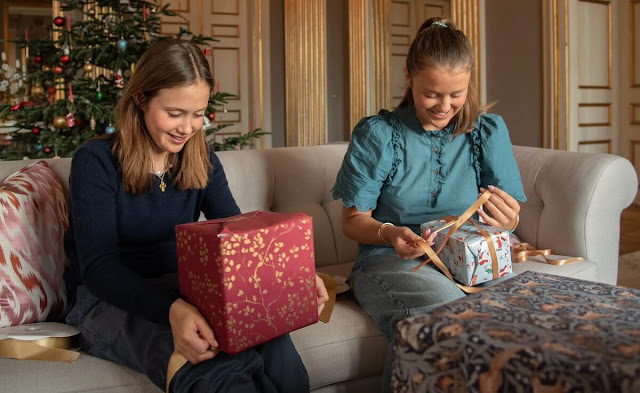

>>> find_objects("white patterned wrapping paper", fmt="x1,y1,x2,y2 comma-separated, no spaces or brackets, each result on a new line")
420,219,512,286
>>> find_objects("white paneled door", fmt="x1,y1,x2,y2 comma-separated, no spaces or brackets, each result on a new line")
159,0,271,148
544,0,638,200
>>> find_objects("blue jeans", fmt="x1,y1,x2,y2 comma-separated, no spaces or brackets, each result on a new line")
66,283,309,393
348,247,466,393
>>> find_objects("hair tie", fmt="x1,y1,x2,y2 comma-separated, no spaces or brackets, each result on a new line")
431,21,448,28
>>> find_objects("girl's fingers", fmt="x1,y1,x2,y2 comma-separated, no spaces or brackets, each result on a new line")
482,185,520,213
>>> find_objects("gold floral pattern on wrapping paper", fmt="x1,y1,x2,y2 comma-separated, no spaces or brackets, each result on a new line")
178,215,317,353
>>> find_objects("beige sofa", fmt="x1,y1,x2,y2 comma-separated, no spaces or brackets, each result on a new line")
0,143,637,393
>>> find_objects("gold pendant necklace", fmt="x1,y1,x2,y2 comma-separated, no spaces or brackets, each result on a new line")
154,170,167,192
152,163,172,193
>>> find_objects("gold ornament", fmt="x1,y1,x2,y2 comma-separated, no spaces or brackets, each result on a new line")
53,115,67,129
31,85,45,96
42,65,51,72
83,63,94,73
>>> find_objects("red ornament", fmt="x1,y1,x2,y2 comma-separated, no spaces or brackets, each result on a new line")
204,48,212,56
31,127,41,135
52,66,63,75
60,55,70,64
208,112,216,121
34,55,43,64
53,16,65,27
43,146,52,154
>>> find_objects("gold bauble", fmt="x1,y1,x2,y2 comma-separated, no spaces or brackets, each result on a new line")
83,63,94,73
31,85,44,96
53,115,67,129
42,65,51,72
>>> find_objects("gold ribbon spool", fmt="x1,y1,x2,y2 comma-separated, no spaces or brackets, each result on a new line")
0,336,79,363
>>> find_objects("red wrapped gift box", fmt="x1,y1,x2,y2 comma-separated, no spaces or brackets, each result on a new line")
175,210,318,354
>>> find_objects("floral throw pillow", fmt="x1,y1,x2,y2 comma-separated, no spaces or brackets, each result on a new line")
0,160,69,327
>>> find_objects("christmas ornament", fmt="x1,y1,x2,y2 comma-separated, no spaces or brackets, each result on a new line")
47,86,56,96
83,63,94,73
97,91,103,101
90,117,96,130
31,127,41,135
204,48,212,56
35,144,42,152
115,70,124,89
117,38,128,52
34,55,43,64
42,65,51,72
60,55,70,64
52,66,63,75
66,113,76,127
31,85,44,96
208,112,215,121
63,46,70,56
53,16,65,27
45,79,54,87
105,125,116,134
53,115,67,129
43,146,52,154
88,8,95,16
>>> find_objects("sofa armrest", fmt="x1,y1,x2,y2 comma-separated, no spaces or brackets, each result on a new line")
513,146,638,285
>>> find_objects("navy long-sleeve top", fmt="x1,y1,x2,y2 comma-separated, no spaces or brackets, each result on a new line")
63,138,240,324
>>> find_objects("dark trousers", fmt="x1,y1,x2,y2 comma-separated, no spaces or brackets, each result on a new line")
66,285,310,393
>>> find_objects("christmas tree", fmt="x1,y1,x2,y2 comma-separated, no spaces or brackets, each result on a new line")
0,0,266,160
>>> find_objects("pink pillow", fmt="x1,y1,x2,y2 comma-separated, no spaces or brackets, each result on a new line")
0,160,69,327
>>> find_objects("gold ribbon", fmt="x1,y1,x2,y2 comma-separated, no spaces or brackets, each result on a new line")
511,242,583,265
412,190,496,293
165,274,337,393
0,337,79,363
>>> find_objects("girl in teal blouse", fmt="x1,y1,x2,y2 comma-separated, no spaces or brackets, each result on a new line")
332,18,526,393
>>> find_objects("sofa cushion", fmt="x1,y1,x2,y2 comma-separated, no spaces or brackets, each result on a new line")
0,354,160,393
0,161,68,327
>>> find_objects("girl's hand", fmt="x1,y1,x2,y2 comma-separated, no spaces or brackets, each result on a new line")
315,274,329,316
169,298,219,364
478,185,520,231
385,225,436,259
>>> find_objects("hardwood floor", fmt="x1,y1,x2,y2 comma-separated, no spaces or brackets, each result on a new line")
620,203,640,255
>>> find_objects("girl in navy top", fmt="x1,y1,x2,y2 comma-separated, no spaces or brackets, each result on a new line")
64,39,327,393
332,18,526,392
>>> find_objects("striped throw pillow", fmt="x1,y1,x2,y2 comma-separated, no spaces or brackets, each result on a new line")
0,160,68,327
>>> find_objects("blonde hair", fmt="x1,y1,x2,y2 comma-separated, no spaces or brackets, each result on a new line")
399,17,490,135
113,39,214,194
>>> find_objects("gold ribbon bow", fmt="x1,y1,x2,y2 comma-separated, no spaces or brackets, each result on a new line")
511,242,583,265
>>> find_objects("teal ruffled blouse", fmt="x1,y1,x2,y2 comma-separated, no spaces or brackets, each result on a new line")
332,106,527,241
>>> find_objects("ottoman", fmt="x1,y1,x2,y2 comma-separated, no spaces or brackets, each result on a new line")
393,271,640,393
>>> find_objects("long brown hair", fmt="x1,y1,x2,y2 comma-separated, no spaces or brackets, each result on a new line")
398,17,489,135
113,39,214,194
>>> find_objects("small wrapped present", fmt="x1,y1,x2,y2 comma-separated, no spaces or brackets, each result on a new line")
420,218,512,286
175,210,318,354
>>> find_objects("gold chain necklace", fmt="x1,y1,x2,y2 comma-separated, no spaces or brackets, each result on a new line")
154,170,167,192
152,164,172,192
